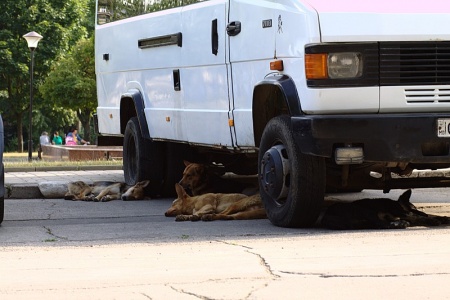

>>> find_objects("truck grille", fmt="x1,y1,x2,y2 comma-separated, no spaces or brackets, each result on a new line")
380,42,450,86
405,87,450,103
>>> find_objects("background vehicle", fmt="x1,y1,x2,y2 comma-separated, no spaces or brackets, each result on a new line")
95,0,450,228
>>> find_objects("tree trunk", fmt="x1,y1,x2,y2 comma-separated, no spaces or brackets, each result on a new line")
16,112,24,153
81,119,91,143
77,110,91,143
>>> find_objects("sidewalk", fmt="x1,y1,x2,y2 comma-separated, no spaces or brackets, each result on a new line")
4,168,124,199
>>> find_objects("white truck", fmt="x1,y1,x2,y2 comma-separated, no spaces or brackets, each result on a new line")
95,0,450,227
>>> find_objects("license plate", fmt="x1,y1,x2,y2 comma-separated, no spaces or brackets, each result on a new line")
437,119,450,137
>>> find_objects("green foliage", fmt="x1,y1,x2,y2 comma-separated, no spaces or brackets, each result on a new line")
1,0,203,151
0,0,91,151
100,0,205,22
4,136,18,153
40,37,96,108
40,36,96,141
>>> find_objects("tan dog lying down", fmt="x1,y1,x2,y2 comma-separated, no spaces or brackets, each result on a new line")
64,180,150,202
165,183,267,221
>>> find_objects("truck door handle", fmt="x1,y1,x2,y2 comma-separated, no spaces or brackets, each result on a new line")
226,21,241,36
211,19,218,55
173,69,180,91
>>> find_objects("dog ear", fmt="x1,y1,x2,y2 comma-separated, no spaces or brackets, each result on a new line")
398,189,412,204
175,183,187,198
183,160,191,167
137,180,150,187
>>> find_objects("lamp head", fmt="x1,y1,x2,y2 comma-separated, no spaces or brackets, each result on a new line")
23,31,43,49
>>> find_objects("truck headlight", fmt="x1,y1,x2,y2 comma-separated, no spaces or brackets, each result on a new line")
305,43,378,87
305,52,363,79
328,52,362,79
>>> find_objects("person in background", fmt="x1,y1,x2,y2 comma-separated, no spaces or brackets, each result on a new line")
38,131,50,159
67,128,89,145
39,131,50,145
51,131,63,145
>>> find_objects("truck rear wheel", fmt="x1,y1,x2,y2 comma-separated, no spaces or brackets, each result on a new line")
258,115,325,228
123,117,165,196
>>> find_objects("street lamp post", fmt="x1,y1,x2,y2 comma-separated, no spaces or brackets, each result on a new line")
23,31,43,162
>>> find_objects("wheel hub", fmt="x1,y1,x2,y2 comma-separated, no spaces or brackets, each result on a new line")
260,144,290,200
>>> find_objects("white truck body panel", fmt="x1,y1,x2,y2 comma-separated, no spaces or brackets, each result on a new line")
95,0,450,147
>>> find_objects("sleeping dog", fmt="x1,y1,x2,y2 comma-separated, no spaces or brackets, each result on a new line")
320,189,450,230
64,180,150,202
165,183,266,221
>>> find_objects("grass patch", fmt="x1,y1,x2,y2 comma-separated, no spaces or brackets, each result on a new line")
5,160,123,168
4,152,122,168
3,152,30,157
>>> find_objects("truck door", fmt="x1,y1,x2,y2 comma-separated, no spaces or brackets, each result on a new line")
180,1,233,147
227,0,278,147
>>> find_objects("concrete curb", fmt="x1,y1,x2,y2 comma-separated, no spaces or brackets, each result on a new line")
6,184,43,199
4,165,124,199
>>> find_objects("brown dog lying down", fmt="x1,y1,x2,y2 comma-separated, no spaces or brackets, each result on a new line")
320,189,450,230
64,180,150,202
179,160,255,196
165,183,267,221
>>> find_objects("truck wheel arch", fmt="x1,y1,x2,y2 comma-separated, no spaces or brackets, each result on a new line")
252,75,302,147
120,89,150,139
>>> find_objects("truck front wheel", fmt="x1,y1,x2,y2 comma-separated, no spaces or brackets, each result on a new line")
258,115,325,228
123,117,165,196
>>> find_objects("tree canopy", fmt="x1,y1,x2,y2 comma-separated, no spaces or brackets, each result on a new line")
0,0,91,152
40,37,96,142
0,0,204,152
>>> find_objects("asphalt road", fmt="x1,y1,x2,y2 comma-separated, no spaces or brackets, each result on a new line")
1,189,450,299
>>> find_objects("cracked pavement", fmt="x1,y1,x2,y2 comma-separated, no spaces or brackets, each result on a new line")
1,189,450,299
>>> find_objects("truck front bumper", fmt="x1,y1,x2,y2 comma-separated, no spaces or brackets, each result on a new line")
292,113,450,164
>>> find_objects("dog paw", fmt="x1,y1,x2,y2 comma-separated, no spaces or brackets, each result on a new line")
175,215,189,222
201,214,214,221
190,215,200,222
100,196,112,202
83,195,95,201
389,220,410,229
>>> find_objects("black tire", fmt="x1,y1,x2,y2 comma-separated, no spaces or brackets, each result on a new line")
0,165,4,224
258,115,325,228
123,117,165,196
